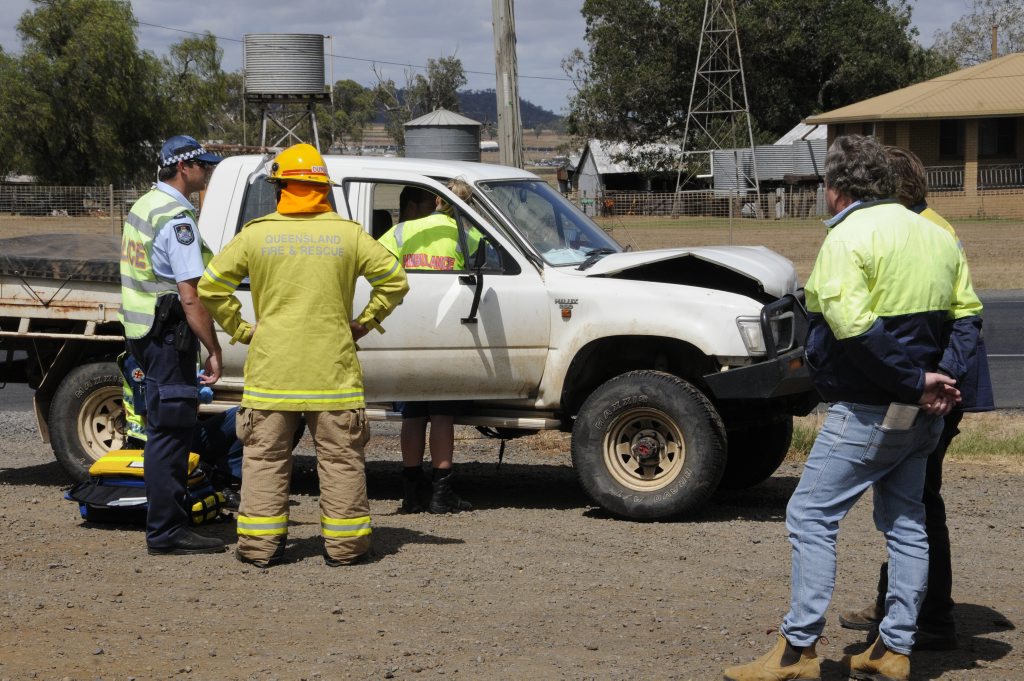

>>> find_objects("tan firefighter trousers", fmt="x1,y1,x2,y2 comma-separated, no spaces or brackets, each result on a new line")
235,408,371,564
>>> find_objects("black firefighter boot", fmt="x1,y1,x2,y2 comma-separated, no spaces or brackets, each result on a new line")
401,466,429,514
428,468,472,514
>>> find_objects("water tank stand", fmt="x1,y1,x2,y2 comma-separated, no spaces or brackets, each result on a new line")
257,101,322,151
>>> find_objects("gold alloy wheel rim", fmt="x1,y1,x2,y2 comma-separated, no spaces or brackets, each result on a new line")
602,406,686,492
75,387,126,462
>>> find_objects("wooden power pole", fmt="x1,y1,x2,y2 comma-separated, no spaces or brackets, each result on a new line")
492,0,524,168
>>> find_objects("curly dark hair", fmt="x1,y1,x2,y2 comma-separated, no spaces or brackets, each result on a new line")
886,145,928,207
824,134,896,201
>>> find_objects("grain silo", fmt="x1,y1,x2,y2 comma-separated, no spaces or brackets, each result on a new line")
404,109,482,161
243,34,330,150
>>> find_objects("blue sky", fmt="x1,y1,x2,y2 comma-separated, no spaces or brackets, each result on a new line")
0,0,974,115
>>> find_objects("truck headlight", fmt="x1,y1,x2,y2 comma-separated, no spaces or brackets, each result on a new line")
736,317,767,355
736,312,795,356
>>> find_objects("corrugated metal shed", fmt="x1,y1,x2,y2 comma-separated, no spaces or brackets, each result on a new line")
576,140,683,174
792,139,827,176
805,52,1024,123
713,139,826,191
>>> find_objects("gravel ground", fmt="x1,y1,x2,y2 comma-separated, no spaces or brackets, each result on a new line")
1,406,1022,681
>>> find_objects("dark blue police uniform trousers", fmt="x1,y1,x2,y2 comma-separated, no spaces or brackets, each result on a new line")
127,329,199,548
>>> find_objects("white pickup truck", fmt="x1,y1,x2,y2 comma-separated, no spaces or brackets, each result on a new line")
0,154,818,519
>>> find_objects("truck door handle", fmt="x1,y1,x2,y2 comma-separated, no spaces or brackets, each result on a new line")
460,272,483,324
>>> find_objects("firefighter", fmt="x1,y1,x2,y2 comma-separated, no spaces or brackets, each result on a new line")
378,179,477,514
118,134,226,556
198,143,409,568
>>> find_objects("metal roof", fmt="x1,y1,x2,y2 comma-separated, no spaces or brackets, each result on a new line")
579,140,681,175
405,108,482,128
805,52,1024,124
774,122,827,145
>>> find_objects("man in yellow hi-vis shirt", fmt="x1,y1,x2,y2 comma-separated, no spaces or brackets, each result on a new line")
198,144,408,568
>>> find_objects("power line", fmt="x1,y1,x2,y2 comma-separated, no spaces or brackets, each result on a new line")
136,20,572,83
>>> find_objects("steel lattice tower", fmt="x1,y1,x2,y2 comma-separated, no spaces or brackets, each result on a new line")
675,0,760,199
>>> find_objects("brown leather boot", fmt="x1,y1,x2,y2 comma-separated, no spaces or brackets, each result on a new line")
842,637,909,681
723,634,821,681
839,602,884,631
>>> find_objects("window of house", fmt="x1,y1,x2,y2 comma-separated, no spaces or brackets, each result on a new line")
978,118,1016,158
939,120,963,159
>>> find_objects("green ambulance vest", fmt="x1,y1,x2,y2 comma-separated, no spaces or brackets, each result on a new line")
379,212,480,271
119,188,212,339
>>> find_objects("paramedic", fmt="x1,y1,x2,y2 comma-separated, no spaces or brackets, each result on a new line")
378,179,476,515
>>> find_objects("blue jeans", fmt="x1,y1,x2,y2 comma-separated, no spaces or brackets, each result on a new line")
781,402,943,654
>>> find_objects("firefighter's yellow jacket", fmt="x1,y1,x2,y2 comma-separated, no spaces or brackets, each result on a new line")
198,211,408,411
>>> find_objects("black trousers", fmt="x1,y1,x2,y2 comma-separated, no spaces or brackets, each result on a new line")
127,329,199,548
876,410,963,634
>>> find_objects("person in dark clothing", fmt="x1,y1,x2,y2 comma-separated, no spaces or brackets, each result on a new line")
838,145,995,652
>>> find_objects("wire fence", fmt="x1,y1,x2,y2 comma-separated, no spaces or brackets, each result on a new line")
1,182,1022,241
0,184,146,236
568,188,828,220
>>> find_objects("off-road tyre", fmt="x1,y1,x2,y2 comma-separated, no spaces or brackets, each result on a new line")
49,362,125,482
571,370,727,520
719,415,793,490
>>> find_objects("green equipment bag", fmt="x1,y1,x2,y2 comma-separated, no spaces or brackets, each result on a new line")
65,450,227,525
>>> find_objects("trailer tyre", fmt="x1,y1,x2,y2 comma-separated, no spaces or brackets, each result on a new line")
49,362,125,482
571,371,726,520
719,416,793,490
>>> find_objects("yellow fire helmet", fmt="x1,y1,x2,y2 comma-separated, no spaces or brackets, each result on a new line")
267,143,337,186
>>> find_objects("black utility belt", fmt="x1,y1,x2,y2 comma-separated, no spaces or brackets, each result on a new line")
152,294,195,351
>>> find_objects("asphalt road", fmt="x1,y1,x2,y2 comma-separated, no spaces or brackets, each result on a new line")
1,291,1021,413
979,290,1024,408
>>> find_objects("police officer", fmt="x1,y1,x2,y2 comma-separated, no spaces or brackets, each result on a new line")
198,143,409,568
119,134,226,556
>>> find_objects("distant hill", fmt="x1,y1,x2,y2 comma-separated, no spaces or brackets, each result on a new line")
374,89,563,131
457,90,563,130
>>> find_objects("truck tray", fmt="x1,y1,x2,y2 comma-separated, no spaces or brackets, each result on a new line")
0,233,120,284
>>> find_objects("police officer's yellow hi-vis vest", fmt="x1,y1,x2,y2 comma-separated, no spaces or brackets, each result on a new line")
119,188,212,339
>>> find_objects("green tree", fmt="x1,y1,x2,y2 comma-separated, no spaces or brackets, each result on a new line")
933,0,1024,66
374,56,467,150
161,33,235,141
3,0,165,185
565,0,956,158
317,80,376,152
0,48,25,179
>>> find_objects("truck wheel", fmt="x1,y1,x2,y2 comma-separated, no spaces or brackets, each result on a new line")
571,371,726,520
719,416,793,490
49,362,126,482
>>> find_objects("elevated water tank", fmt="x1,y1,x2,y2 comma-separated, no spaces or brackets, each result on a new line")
244,34,326,97
404,109,482,161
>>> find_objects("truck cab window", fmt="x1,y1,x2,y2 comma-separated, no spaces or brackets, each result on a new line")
235,175,338,234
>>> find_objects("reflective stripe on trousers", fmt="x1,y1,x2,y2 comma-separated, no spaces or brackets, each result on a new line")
237,514,289,537
321,514,372,538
